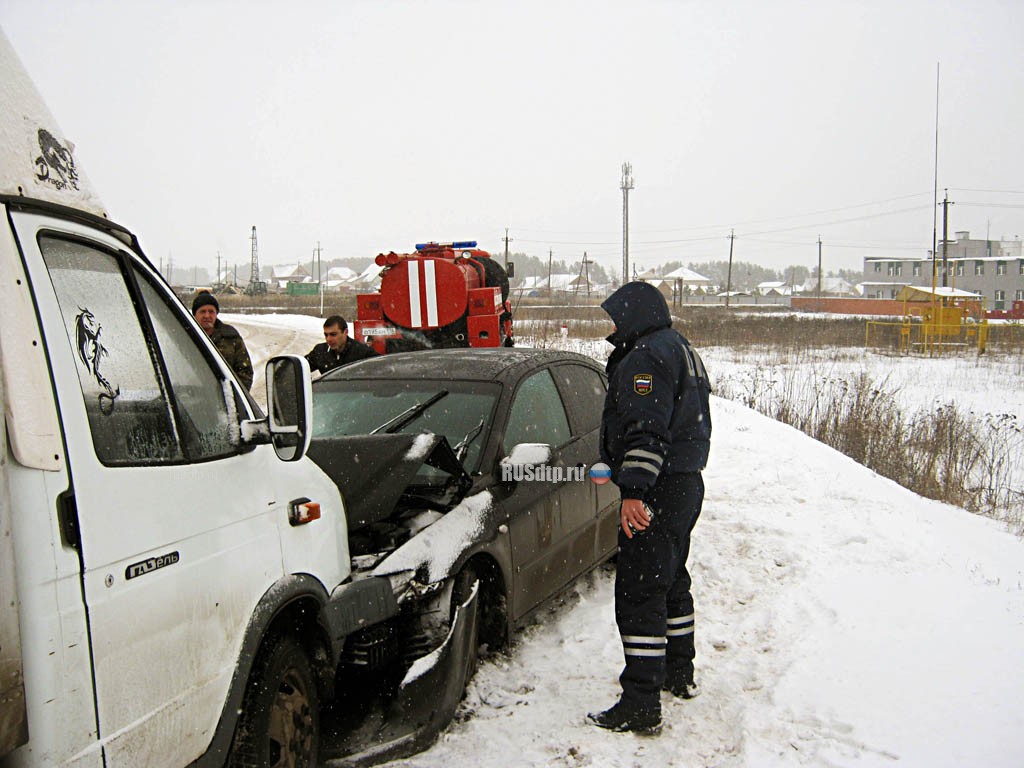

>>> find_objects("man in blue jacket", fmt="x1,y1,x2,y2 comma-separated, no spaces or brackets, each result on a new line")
588,281,712,734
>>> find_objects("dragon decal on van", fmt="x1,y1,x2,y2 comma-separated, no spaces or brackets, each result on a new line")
75,308,120,415
34,128,79,192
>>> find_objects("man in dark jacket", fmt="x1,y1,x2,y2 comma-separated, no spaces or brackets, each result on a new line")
192,292,254,391
588,281,712,734
305,315,378,375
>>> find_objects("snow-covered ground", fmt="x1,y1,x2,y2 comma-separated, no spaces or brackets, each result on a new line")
227,314,1024,767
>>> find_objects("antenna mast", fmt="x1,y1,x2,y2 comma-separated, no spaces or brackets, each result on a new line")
246,226,266,295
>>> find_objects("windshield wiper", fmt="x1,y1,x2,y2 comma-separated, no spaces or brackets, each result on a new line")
369,390,449,435
453,418,485,463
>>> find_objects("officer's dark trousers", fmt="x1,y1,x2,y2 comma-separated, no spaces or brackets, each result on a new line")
615,471,703,710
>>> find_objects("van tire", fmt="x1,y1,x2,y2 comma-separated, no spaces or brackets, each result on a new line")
228,633,319,768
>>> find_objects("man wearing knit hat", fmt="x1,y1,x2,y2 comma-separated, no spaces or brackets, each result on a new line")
191,292,254,391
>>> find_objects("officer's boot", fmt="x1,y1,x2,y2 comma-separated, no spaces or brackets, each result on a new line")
587,700,662,734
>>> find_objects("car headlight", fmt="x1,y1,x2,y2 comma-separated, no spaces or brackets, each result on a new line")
385,569,417,596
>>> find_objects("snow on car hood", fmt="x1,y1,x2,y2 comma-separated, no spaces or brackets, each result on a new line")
371,490,493,583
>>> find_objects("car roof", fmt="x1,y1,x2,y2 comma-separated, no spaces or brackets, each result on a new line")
316,347,603,385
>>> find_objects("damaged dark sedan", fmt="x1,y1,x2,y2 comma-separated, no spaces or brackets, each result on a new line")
307,348,620,765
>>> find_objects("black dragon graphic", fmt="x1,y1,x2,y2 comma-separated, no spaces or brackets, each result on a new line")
34,128,79,191
75,308,119,415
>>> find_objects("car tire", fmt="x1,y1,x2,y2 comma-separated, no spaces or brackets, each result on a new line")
228,633,319,768
451,567,481,685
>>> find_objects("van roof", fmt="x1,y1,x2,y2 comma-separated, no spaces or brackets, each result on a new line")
0,28,108,219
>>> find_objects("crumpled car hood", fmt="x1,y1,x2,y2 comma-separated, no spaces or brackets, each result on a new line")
307,433,472,531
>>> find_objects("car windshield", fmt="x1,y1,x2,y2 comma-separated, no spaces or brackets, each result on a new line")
312,379,500,473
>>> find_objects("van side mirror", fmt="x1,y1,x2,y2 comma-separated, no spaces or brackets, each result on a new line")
266,355,312,461
240,355,312,461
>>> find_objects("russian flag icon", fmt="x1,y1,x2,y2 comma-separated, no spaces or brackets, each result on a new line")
590,462,612,485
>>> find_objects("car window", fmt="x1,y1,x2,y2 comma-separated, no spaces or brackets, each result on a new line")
503,368,571,452
551,363,606,435
312,379,499,473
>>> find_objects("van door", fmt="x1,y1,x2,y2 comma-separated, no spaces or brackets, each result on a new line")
0,378,28,758
13,212,285,767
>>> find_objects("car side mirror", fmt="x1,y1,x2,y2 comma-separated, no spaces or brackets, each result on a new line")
498,443,553,485
240,355,312,461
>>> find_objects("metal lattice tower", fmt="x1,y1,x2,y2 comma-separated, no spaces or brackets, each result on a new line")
246,226,265,295
620,162,634,285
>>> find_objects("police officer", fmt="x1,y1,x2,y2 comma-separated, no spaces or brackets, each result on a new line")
588,281,712,734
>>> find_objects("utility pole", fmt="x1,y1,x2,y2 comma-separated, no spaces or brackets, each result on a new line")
725,230,735,308
817,235,823,308
313,244,325,319
620,162,634,285
931,63,940,290
503,228,512,270
576,251,592,297
547,248,553,300
941,190,954,288
216,251,222,288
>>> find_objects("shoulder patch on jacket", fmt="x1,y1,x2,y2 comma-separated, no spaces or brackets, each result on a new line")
633,373,653,396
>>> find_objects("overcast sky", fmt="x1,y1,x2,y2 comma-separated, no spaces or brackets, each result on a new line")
2,1,1022,278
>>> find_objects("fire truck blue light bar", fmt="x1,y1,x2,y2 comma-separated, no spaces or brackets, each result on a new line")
415,241,478,251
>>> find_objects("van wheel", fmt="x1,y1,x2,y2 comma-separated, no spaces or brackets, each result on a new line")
228,634,319,768
451,567,481,685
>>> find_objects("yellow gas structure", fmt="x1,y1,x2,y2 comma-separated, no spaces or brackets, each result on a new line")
866,286,988,355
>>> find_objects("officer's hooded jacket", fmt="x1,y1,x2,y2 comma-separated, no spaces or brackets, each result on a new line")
600,282,712,500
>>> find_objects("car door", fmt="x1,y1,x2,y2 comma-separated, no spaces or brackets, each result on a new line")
15,213,283,766
503,367,587,617
551,363,620,563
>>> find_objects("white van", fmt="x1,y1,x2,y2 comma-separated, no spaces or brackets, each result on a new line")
0,29,394,767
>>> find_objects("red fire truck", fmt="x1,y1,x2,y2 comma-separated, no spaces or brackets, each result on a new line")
352,241,514,354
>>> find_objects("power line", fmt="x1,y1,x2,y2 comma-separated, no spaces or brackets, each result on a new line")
518,204,934,251
949,187,1024,195
514,190,935,238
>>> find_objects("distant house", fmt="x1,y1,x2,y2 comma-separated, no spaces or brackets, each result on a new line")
348,263,383,292
663,266,714,291
270,264,311,291
324,266,357,292
800,276,855,296
756,280,792,297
